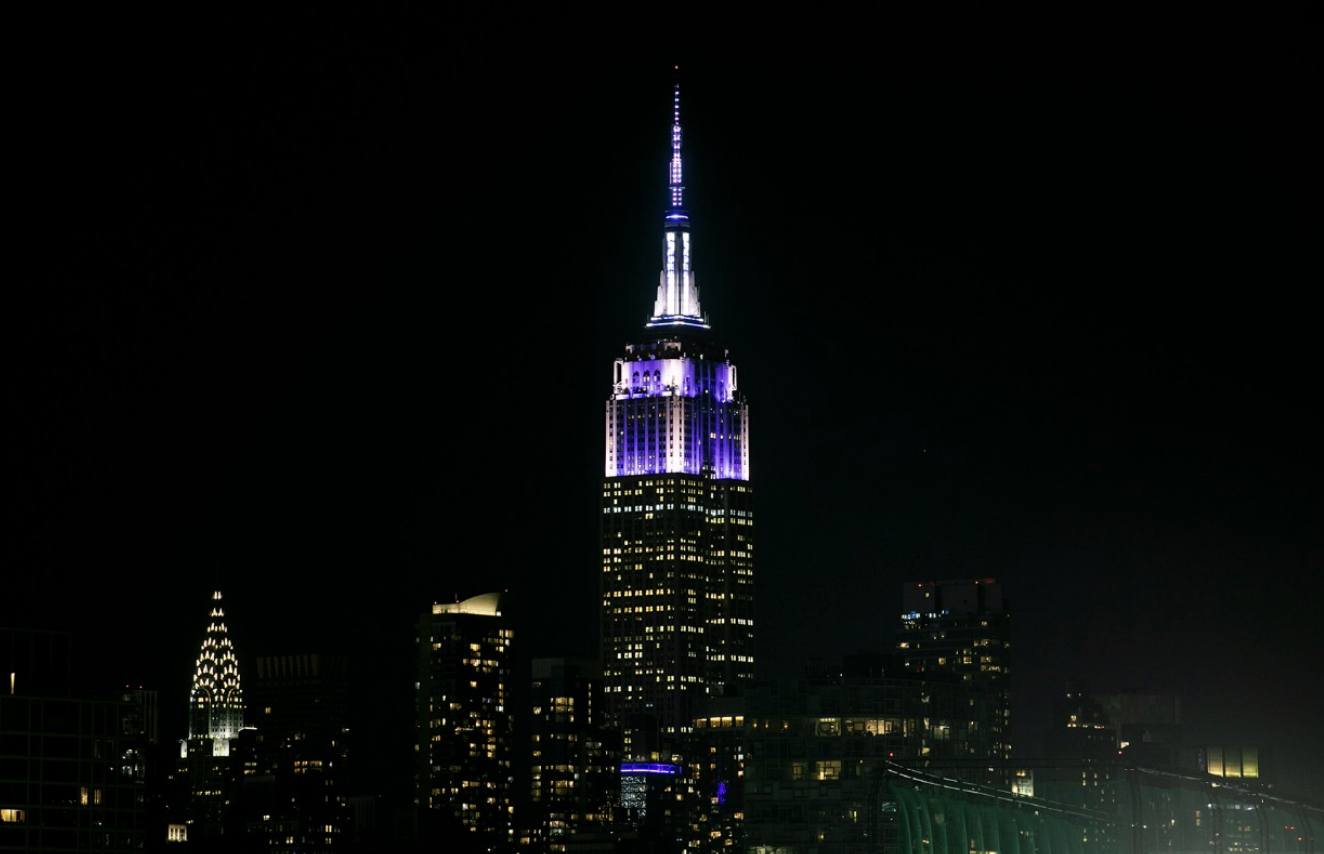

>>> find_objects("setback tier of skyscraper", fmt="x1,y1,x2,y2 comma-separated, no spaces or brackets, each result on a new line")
599,79,754,754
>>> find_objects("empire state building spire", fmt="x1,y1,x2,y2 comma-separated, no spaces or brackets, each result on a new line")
601,75,753,750
666,77,687,223
647,75,708,331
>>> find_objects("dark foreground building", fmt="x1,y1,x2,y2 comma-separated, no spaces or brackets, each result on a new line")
245,653,352,852
0,628,157,852
520,658,618,852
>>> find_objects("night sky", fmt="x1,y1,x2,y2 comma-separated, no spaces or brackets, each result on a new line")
11,6,1321,804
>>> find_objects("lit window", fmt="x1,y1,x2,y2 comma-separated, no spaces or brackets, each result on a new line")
814,760,842,781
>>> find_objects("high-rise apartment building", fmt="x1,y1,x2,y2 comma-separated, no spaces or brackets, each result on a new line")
1042,679,1119,818
896,579,1011,768
415,592,514,850
599,80,755,754
522,658,618,852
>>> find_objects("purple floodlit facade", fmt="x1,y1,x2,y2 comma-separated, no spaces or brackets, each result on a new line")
606,342,748,481
600,80,755,752
605,80,750,482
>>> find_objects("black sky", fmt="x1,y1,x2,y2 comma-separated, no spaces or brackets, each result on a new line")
11,5,1322,804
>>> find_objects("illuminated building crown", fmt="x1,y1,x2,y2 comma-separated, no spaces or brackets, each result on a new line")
187,590,243,741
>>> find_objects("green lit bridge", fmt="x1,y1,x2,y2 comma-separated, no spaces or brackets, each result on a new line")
879,762,1320,854
743,761,1321,854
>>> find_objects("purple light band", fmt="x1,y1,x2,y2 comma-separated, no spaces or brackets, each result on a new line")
620,762,682,775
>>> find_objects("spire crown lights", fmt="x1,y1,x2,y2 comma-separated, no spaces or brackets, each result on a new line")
187,590,244,741
648,74,708,331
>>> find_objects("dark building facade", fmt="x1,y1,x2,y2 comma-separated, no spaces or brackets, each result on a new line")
1096,690,1183,769
0,628,154,853
521,658,618,852
739,656,1009,853
896,579,1011,767
684,695,747,853
245,653,352,852
599,80,755,758
1041,679,1120,819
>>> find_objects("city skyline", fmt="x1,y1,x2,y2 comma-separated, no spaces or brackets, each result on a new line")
11,5,1321,808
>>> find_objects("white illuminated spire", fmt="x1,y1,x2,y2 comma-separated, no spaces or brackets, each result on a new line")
648,71,708,330
669,80,684,212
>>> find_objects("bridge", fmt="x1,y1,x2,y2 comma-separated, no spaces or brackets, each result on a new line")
878,761,1321,854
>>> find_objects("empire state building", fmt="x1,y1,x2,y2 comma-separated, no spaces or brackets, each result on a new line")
600,81,754,751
